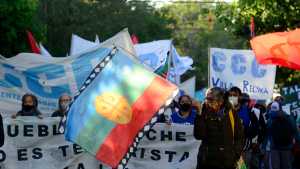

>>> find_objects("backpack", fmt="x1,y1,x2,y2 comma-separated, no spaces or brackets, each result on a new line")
271,115,294,147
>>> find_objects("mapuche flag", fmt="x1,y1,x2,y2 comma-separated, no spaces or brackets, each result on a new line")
65,47,178,168
250,28,300,70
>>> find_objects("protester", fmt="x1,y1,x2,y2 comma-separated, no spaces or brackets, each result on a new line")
264,101,300,169
170,94,201,125
228,87,251,130
245,103,267,169
11,93,42,119
0,113,4,147
194,87,244,169
52,93,72,117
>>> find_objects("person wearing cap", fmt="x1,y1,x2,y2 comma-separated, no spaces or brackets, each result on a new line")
194,87,244,169
264,101,300,169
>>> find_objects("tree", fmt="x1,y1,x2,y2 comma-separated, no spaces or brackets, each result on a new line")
160,2,247,89
39,0,172,56
0,0,45,57
216,0,300,86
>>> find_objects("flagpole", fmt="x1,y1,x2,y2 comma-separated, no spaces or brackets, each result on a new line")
208,46,211,88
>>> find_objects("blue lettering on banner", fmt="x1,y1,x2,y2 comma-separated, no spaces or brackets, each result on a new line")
211,77,234,90
231,54,246,75
251,59,266,78
243,80,268,94
212,51,226,72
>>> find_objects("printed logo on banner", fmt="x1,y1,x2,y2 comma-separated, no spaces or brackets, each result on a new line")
281,85,300,116
209,48,276,100
0,48,111,114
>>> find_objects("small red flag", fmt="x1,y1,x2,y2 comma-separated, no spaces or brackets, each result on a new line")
250,17,255,37
26,30,40,54
250,28,300,70
131,34,139,44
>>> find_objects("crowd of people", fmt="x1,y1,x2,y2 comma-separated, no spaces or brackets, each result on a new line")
159,86,300,169
0,86,299,169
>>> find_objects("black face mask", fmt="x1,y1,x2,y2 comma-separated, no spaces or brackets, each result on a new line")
23,105,34,112
180,103,191,112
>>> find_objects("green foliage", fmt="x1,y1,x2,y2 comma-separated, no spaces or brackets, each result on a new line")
216,0,300,86
0,0,45,57
40,0,172,56
160,3,247,89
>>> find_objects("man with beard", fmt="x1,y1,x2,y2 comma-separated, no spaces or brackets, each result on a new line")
11,93,42,119
194,87,244,169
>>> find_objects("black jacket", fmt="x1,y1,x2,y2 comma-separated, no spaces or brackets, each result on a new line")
0,113,4,147
194,104,244,169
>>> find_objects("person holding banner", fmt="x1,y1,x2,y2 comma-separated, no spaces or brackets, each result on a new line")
11,93,43,119
52,94,72,117
194,87,244,169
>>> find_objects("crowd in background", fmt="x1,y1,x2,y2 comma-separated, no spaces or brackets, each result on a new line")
0,86,300,169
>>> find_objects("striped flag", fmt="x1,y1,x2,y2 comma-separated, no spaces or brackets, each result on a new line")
65,47,178,168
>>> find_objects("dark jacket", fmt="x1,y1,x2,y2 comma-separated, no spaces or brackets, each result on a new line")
0,113,4,147
243,106,267,151
264,111,300,150
16,109,42,116
51,110,65,117
194,104,244,169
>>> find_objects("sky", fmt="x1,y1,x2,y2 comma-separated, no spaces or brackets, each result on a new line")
149,0,235,8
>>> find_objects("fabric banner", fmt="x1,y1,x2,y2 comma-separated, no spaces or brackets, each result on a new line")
280,84,300,116
209,48,276,100
0,29,134,116
134,40,193,85
126,123,200,169
0,118,200,169
179,76,196,97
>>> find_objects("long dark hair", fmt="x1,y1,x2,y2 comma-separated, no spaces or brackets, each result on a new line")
21,93,38,111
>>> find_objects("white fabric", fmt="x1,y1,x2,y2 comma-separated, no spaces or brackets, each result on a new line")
0,29,134,116
0,118,200,169
209,48,276,100
179,76,196,97
39,43,52,57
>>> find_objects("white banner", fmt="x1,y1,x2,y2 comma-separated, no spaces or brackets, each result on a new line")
209,48,276,100
179,76,196,97
0,119,200,169
0,29,134,116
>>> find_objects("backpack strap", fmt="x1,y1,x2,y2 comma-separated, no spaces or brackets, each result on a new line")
229,109,235,138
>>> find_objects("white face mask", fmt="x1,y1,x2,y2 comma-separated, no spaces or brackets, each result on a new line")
229,96,239,106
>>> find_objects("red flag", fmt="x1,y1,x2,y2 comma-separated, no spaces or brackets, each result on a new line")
26,30,40,54
250,29,300,70
131,34,139,44
250,17,255,37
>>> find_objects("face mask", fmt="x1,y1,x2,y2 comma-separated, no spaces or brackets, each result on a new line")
229,96,239,106
180,103,191,112
60,102,69,111
23,105,34,112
